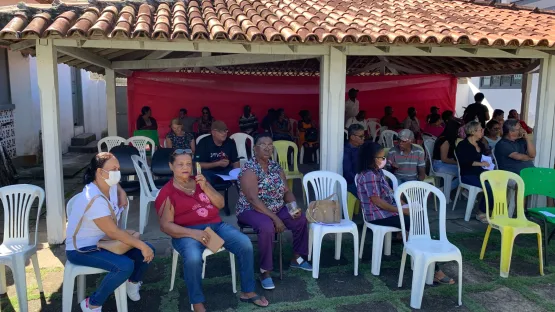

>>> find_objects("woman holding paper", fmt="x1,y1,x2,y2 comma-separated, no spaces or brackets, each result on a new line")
154,150,269,311
455,121,494,224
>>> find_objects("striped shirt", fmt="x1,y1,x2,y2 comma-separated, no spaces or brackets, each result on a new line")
356,169,398,222
386,145,425,182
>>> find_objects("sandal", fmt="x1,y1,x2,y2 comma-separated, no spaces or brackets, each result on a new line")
240,294,269,308
476,213,488,224
434,275,455,285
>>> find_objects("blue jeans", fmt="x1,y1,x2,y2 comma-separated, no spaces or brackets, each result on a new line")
66,242,155,306
172,222,255,305
460,175,493,213
432,160,459,190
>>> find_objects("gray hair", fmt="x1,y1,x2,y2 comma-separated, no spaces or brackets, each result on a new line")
503,119,519,136
464,121,482,136
348,124,365,137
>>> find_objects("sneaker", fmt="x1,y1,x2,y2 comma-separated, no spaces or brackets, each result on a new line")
126,280,142,301
259,276,275,290
290,258,313,271
80,298,102,312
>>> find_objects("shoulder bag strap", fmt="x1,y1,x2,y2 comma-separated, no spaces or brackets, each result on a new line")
73,194,115,252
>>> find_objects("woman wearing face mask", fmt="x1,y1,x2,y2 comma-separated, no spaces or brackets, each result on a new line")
356,142,454,285
66,152,155,312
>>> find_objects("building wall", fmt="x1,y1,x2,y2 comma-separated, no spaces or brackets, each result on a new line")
82,72,107,140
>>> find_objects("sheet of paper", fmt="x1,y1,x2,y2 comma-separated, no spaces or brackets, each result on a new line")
215,168,241,181
539,211,555,218
481,155,495,171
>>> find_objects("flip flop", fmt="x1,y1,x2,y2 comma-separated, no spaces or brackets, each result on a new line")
434,276,455,285
240,294,269,308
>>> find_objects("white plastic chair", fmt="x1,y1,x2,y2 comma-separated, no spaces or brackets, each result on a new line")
366,120,381,141
0,185,45,312
394,181,463,309
230,133,254,167
303,171,359,279
62,195,130,312
196,134,210,145
356,171,403,276
126,136,155,162
169,248,237,311
380,130,397,148
131,155,160,234
97,136,126,153
423,139,456,204
453,151,484,221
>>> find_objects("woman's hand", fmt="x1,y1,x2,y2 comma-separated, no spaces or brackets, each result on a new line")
273,218,286,233
195,174,208,191
292,210,301,219
140,243,155,263
480,161,490,167
191,229,211,246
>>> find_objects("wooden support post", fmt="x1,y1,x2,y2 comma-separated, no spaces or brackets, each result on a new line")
534,55,555,170
36,39,66,244
319,47,346,173
105,69,117,136
520,73,532,124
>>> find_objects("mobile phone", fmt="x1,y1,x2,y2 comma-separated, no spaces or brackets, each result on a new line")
196,162,202,175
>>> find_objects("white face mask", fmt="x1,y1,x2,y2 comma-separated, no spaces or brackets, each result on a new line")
378,159,387,169
102,169,121,187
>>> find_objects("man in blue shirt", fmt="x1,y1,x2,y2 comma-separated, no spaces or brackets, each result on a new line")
343,124,365,198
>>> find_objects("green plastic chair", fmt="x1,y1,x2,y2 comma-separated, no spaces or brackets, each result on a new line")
521,167,555,265
133,130,160,156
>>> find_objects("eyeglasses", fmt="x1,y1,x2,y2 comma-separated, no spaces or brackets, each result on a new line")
173,149,193,156
256,143,274,149
375,156,386,160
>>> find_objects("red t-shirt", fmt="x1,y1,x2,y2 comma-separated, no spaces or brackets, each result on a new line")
154,179,221,227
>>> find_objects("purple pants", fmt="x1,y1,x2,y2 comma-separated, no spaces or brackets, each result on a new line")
238,206,309,271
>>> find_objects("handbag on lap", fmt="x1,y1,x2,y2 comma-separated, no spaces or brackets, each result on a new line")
306,194,341,224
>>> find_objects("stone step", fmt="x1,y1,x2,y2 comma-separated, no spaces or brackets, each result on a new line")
68,140,98,153
71,133,96,147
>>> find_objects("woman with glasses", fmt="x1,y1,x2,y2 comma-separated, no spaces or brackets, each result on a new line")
66,152,155,312
356,142,454,284
155,150,269,311
198,107,215,135
236,133,312,290
483,119,501,150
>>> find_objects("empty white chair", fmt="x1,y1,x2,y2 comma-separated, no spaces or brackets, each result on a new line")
62,195,130,312
230,133,254,167
196,134,210,145
357,171,402,276
0,185,45,312
380,130,397,148
126,136,155,162
395,181,462,309
453,151,483,221
366,120,381,141
98,136,126,153
304,171,359,279
131,155,160,234
169,248,237,311
423,139,456,204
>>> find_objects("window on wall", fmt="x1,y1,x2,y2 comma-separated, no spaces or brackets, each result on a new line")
0,49,12,109
479,74,523,89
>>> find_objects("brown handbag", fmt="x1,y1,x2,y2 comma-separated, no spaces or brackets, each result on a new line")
306,194,341,224
73,195,139,254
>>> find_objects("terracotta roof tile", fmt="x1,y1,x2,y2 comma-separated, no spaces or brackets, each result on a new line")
1,0,555,46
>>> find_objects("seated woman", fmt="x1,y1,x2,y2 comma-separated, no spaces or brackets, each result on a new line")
356,142,454,284
136,106,158,130
166,118,195,153
271,108,293,141
432,120,460,191
298,110,319,164
483,119,501,150
155,150,268,312
198,107,215,135
455,121,494,224
66,152,155,312
236,134,311,290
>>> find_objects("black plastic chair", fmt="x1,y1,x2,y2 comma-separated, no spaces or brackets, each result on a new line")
110,145,141,193
238,221,283,280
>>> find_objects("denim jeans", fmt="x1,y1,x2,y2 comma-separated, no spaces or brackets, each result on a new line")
66,242,155,306
172,222,255,305
432,160,459,190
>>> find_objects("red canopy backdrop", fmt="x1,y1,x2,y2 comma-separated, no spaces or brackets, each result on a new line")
127,72,457,139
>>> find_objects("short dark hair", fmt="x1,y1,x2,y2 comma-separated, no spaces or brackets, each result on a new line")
485,119,499,136
493,109,504,118
357,142,383,173
180,108,187,114
508,109,518,118
83,152,114,184
428,113,441,124
348,124,365,137
474,93,485,102
254,132,273,145
441,110,453,122
502,119,519,136
141,106,151,115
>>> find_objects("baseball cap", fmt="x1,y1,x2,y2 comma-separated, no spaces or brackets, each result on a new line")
398,129,415,141
211,120,228,131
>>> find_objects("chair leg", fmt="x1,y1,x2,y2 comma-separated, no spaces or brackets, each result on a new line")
409,257,428,309
398,249,407,287
311,227,323,279
279,233,283,280
457,259,463,306
0,264,6,295
62,269,75,312
12,259,29,312
425,262,435,285
359,224,367,259
31,254,44,292
464,189,478,222
334,233,342,260
308,226,313,261
371,230,385,276
384,232,392,256
499,228,515,278
537,232,545,276
77,275,86,303
170,250,179,291
444,178,452,204
480,225,492,260
114,283,128,312
230,252,237,293
452,187,461,211
352,229,359,276
139,198,147,234
544,219,549,266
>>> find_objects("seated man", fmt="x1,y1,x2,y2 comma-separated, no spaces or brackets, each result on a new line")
386,129,426,184
380,106,401,130
194,121,240,184
343,124,365,198
494,119,535,175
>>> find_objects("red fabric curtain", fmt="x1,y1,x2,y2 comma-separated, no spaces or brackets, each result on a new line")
127,72,457,139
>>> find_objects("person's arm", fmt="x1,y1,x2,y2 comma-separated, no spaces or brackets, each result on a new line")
343,149,355,182
116,184,128,208
93,217,153,255
417,150,426,181
440,141,457,164
524,136,536,158
136,117,145,130
189,139,196,154
197,176,225,208
152,118,158,130
165,137,173,148
483,105,491,121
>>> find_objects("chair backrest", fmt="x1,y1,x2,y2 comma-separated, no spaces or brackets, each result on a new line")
196,134,210,144
230,133,254,162
521,167,555,199
380,130,397,148
453,150,463,180
0,184,44,246
131,155,158,197
97,136,126,153
480,170,526,222
382,169,399,190
132,130,160,148
394,181,447,244
110,145,140,176
67,194,129,230
303,171,349,220
423,139,437,175
273,140,299,173
422,134,436,142
150,148,174,177
126,136,155,161
491,147,499,169
367,121,381,140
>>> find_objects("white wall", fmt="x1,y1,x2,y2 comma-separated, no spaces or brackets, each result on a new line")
82,72,107,140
